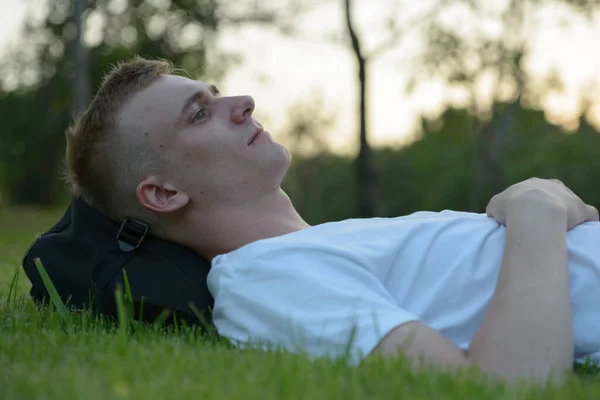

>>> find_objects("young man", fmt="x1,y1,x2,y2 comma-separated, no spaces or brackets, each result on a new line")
65,56,600,384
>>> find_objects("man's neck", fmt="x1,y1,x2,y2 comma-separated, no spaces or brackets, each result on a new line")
175,189,310,261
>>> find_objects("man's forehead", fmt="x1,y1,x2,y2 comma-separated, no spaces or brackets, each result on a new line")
118,75,220,138
124,75,217,117
153,74,218,96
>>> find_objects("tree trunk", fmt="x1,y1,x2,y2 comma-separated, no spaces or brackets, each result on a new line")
488,98,518,195
469,99,517,212
469,118,492,212
72,0,89,117
344,0,378,217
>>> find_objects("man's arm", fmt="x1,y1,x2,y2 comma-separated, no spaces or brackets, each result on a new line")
372,180,597,384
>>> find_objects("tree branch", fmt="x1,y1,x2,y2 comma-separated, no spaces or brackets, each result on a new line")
344,0,365,63
367,0,452,60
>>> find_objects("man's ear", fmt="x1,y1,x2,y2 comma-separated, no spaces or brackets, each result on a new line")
136,178,189,213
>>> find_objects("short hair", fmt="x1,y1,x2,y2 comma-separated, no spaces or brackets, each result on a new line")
65,56,175,223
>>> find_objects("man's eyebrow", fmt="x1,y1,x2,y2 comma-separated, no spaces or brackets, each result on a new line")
180,84,221,120
209,84,220,96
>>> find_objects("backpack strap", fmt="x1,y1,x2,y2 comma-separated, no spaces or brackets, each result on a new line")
117,217,149,252
91,216,146,291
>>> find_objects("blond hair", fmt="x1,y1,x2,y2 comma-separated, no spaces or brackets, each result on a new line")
65,56,175,222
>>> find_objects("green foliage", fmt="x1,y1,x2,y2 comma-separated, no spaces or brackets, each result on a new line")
283,103,600,223
0,88,69,205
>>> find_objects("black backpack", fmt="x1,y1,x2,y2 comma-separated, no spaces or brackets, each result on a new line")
21,196,214,326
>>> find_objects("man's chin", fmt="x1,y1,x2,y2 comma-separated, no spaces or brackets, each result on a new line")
275,148,293,179
282,146,293,167
269,140,291,162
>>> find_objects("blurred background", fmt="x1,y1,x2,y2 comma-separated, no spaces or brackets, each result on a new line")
1,0,600,225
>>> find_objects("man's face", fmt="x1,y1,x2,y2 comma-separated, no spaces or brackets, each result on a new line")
120,74,292,208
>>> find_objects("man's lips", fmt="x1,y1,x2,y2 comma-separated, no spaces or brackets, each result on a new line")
248,127,264,145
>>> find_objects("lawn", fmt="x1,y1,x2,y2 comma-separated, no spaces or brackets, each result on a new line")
0,206,599,399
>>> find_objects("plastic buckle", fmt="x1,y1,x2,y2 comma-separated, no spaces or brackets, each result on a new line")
116,218,149,252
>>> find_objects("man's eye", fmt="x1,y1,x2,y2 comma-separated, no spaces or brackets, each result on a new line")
191,109,209,123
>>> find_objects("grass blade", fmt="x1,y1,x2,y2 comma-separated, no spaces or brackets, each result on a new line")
138,296,145,321
122,269,133,303
33,258,71,324
122,269,135,321
152,308,172,327
114,283,129,339
188,302,215,335
12,267,20,309
6,268,19,309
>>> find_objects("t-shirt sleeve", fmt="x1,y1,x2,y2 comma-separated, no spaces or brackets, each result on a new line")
208,252,420,363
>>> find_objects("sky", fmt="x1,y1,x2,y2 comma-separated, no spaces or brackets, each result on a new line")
1,0,600,154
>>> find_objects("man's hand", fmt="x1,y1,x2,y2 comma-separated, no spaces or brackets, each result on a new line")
486,178,599,230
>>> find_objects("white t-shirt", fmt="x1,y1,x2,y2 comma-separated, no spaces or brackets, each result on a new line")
207,211,600,363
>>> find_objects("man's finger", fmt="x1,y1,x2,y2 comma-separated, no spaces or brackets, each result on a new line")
587,205,599,222
485,199,496,218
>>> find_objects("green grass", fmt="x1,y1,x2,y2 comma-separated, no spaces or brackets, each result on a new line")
1,206,599,399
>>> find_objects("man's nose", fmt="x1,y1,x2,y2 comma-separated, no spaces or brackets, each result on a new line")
231,95,255,124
